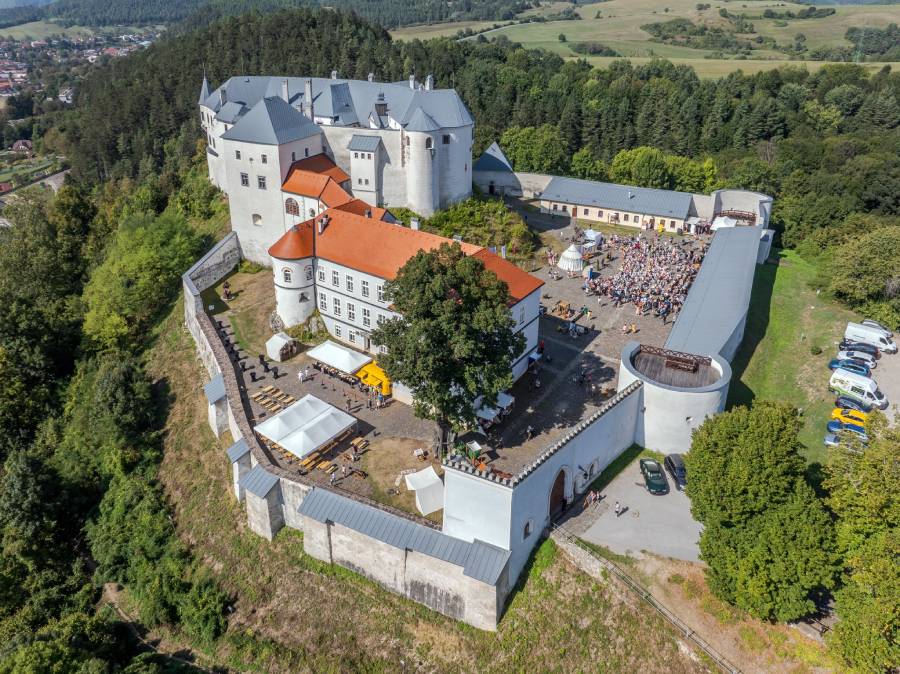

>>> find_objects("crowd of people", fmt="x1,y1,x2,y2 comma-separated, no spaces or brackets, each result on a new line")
584,234,704,324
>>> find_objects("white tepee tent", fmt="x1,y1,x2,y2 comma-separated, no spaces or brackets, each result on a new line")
557,244,584,273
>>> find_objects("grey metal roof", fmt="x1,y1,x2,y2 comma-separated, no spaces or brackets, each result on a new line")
403,106,440,132
221,97,321,146
216,100,247,124
541,176,694,221
199,75,210,105
298,488,510,585
348,134,382,153
203,374,225,403
239,464,280,498
203,76,473,131
665,226,761,359
226,438,250,463
473,142,513,173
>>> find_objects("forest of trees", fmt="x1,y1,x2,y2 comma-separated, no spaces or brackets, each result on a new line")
0,5,896,670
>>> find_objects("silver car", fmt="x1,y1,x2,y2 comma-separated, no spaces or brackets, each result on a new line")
837,350,877,369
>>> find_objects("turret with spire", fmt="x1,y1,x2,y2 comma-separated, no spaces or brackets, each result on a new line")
199,73,211,106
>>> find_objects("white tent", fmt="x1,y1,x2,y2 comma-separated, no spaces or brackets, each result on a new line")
557,244,584,273
404,466,444,515
254,394,356,459
583,229,601,242
266,332,296,362
711,215,737,231
496,391,515,414
307,340,372,374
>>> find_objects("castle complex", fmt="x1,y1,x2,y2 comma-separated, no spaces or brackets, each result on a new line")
189,74,774,631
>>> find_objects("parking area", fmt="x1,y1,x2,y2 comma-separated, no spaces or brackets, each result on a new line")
574,458,703,562
872,349,900,426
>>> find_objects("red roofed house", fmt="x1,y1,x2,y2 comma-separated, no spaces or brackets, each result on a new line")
268,205,544,399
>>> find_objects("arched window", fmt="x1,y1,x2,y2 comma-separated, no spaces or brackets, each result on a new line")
283,268,292,283
285,198,299,216
425,137,433,150
252,214,262,226
309,208,316,217
523,520,533,539
305,265,313,281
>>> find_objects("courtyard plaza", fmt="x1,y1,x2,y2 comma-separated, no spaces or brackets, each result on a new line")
204,231,702,518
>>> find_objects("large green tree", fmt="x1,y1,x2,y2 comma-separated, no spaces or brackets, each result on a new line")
370,243,525,452
825,419,900,671
686,402,838,621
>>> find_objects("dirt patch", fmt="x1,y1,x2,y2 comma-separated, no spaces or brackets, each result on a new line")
634,556,834,673
205,269,275,356
361,436,443,523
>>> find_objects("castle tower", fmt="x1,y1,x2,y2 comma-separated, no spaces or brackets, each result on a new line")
268,223,316,328
404,108,440,216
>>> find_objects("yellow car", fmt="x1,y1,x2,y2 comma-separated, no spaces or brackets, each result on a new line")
831,408,869,426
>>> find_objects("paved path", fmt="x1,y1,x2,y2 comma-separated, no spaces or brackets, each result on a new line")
569,459,703,562
871,348,900,426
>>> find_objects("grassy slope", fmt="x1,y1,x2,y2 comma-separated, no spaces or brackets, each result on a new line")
144,286,707,672
394,0,898,77
728,249,857,465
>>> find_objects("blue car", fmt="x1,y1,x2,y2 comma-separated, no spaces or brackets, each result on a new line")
835,395,873,414
828,359,871,377
826,420,869,443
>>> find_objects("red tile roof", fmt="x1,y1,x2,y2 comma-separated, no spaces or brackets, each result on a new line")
282,168,329,199
319,179,353,208
290,155,350,184
267,207,544,303
331,198,390,221
267,221,314,260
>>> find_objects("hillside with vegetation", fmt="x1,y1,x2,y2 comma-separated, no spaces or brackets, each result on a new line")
0,5,896,671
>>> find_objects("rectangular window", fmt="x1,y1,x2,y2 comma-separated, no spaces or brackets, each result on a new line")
379,345,387,355
317,267,326,282
261,154,267,164
257,175,266,189
334,324,342,338
354,152,358,159
519,307,525,324
562,205,568,212
292,151,296,161
333,297,341,316
361,280,369,298
235,149,241,160
598,210,603,218
442,134,450,144
319,293,327,311
349,331,356,343
362,307,370,327
347,303,355,321
670,220,676,227
304,148,309,157
364,179,369,186
624,214,629,222
377,285,384,302
331,270,339,287
377,314,385,326
240,173,249,187
552,204,557,211
346,275,354,293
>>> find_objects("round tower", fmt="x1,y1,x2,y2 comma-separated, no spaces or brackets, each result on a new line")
268,225,316,328
405,130,438,216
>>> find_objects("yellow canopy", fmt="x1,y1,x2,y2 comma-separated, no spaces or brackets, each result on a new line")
356,362,392,395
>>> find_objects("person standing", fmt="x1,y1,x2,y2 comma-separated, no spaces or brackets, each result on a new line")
614,500,621,518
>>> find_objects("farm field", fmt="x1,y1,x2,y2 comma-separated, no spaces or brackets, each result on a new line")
0,20,159,40
394,0,900,77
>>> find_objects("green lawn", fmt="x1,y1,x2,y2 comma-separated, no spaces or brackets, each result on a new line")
728,249,858,465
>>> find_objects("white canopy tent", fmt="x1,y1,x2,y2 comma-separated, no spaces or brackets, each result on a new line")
583,229,601,242
306,340,372,374
254,394,356,459
496,391,515,414
557,244,584,273
711,215,737,231
404,466,444,515
266,332,296,362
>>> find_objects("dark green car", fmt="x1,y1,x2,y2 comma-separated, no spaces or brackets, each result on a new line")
639,458,669,495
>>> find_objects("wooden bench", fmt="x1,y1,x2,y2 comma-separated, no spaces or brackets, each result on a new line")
350,437,369,451
261,385,275,393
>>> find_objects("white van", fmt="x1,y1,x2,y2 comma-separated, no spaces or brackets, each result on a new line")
829,369,888,409
844,322,897,354
862,319,893,338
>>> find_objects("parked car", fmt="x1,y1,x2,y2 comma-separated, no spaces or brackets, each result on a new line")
830,369,888,410
824,433,842,448
664,453,687,491
828,359,871,377
831,407,869,426
639,458,669,495
861,318,893,337
838,340,881,359
826,420,869,443
834,395,874,414
844,322,897,354
837,350,877,369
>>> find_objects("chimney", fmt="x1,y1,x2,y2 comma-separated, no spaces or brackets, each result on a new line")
331,70,338,80
317,214,329,234
281,78,289,103
408,73,415,90
410,217,420,231
303,78,314,119
219,88,227,106
425,74,433,91
628,190,634,199
364,208,372,218
367,72,374,82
